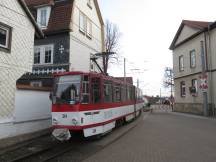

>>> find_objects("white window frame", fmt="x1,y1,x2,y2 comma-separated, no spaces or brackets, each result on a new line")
30,81,42,87
190,50,196,68
34,47,41,64
180,81,186,97
0,24,11,49
179,55,184,71
192,79,198,93
37,6,51,29
86,18,92,38
34,44,54,65
79,11,86,33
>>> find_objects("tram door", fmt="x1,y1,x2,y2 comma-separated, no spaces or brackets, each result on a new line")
134,86,137,117
89,77,101,124
91,77,101,104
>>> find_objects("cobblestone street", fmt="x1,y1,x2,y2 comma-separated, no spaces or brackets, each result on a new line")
84,106,216,162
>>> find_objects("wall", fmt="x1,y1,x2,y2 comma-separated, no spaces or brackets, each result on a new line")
69,0,103,72
14,90,51,122
173,33,204,78
34,33,70,72
176,26,200,45
174,74,203,104
173,27,216,115
0,0,35,121
0,89,52,140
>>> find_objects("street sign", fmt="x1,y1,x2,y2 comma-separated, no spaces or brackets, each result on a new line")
199,74,208,92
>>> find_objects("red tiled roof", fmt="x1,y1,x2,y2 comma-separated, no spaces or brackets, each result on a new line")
24,0,54,7
182,20,211,29
24,0,73,35
46,1,73,33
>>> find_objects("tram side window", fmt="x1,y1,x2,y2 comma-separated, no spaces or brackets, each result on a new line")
114,84,121,102
82,75,89,104
127,86,130,101
121,86,126,102
91,78,101,103
131,86,135,100
104,82,113,103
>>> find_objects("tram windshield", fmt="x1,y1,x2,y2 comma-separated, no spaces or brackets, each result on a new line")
53,75,81,104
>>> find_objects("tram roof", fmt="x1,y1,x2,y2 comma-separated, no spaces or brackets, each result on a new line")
54,71,134,86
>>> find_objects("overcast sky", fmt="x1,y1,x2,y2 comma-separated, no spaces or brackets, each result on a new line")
98,0,216,96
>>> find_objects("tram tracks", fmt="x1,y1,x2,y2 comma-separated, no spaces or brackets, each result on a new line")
0,134,86,162
0,113,143,162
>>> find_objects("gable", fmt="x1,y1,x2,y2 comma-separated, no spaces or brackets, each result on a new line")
175,25,200,45
74,0,103,27
169,20,212,50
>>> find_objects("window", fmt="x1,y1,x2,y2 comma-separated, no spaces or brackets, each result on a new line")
82,75,90,104
91,78,101,103
121,86,126,102
34,47,40,64
79,11,92,38
34,45,53,64
114,85,121,102
30,81,42,87
79,12,86,33
191,79,198,93
104,82,113,103
180,81,186,97
45,46,52,63
37,6,51,29
179,55,184,71
54,75,81,104
0,23,11,50
86,18,92,38
190,50,196,68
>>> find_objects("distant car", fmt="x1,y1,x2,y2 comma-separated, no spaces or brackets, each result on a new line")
163,99,170,105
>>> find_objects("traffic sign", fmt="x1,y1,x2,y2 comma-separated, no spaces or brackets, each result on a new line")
199,74,208,92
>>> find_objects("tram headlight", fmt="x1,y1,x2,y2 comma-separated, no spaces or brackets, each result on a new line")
52,118,58,125
72,118,78,125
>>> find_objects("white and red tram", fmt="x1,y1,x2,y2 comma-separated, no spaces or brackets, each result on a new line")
51,71,144,138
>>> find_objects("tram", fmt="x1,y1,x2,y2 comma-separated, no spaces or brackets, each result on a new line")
51,71,144,138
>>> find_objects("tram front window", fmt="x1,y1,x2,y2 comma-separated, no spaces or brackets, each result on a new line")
54,75,81,104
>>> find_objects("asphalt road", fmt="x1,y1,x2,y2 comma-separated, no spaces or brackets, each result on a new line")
83,107,216,162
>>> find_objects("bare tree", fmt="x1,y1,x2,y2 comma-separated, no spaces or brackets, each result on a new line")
163,67,174,109
163,67,174,88
103,20,121,74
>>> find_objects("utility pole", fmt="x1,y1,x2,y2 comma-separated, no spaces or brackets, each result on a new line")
201,41,208,116
124,58,126,84
160,88,162,104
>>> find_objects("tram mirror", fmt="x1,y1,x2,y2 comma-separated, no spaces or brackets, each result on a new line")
49,92,53,100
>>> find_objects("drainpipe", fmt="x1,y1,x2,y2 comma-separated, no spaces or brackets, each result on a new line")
200,40,208,116
206,24,215,116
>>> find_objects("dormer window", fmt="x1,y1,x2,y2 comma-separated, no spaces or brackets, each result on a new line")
37,6,51,29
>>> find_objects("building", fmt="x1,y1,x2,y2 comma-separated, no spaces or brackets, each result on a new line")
0,0,44,141
18,0,105,89
170,20,216,116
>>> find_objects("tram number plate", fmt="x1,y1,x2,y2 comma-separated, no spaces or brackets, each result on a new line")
62,114,67,118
